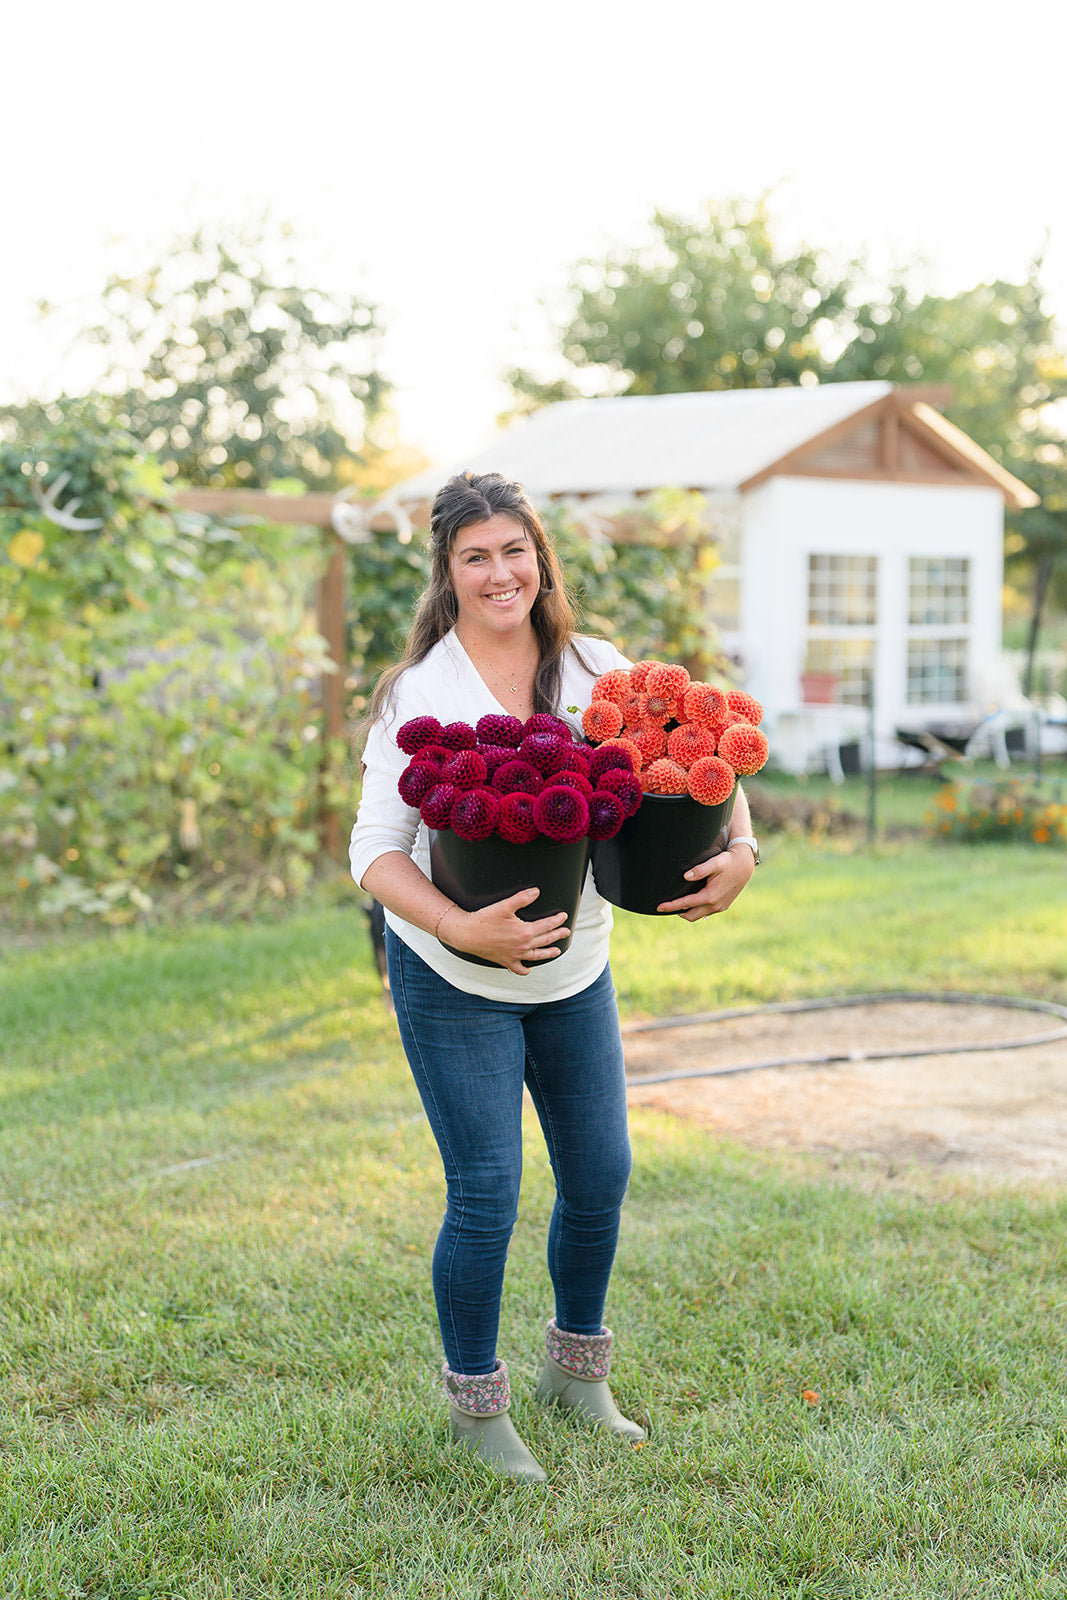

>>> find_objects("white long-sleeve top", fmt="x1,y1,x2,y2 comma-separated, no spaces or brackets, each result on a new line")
349,628,631,1002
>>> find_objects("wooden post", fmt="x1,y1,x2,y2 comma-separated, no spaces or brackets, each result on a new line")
317,531,348,859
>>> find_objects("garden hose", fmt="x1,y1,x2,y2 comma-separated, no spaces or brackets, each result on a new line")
622,991,1067,1086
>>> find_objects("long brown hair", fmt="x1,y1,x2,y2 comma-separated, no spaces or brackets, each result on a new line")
360,471,591,737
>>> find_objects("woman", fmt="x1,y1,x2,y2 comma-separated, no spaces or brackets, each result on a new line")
350,471,756,1483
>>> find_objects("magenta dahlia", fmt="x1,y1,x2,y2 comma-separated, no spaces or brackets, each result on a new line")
553,770,594,798
396,715,444,755
451,787,500,841
596,767,643,818
589,744,637,785
398,761,441,808
519,731,570,776
476,712,525,748
420,782,460,830
531,785,590,843
523,713,572,740
587,791,626,840
438,720,478,751
494,759,544,796
442,749,488,790
496,791,539,844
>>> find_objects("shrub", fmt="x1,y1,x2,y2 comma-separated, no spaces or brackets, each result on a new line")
927,777,1067,845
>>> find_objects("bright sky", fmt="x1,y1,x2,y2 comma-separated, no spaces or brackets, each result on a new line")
5,0,1067,466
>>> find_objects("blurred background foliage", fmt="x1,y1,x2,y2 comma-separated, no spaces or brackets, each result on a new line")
4,205,1066,923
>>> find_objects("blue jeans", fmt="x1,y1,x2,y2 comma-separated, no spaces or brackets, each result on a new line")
386,927,633,1375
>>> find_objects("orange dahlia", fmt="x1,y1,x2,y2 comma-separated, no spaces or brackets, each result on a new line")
716,722,769,775
581,699,624,742
645,662,690,701
629,659,662,689
627,723,668,765
667,723,717,768
591,669,633,705
687,755,736,806
643,757,689,795
682,682,729,728
726,689,763,725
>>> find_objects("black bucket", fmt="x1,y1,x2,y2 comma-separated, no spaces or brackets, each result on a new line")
591,788,737,915
429,829,590,967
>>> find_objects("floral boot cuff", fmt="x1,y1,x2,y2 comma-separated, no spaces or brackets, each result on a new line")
545,1319,613,1380
442,1358,510,1416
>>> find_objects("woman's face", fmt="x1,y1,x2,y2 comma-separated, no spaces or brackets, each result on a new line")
448,513,541,639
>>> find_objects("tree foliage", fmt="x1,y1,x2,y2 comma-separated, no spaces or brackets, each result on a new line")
31,221,388,490
507,198,854,407
1,406,341,923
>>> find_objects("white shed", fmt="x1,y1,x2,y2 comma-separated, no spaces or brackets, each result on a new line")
393,383,1037,773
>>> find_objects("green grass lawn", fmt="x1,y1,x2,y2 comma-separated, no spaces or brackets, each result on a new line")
2,840,1066,1598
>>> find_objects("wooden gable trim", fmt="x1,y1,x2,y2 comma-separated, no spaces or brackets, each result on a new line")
738,387,1039,508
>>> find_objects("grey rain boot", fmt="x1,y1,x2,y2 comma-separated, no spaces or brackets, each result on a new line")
443,1359,547,1484
535,1319,647,1442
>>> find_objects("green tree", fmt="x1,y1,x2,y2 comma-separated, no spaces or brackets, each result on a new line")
507,197,855,407
30,220,388,490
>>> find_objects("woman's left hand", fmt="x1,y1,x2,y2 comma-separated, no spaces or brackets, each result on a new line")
656,843,756,921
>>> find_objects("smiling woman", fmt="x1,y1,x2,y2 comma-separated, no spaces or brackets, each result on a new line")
347,469,755,1485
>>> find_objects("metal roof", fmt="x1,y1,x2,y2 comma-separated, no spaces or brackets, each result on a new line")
395,381,897,501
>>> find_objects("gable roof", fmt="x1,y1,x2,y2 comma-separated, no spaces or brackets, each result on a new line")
394,382,1037,509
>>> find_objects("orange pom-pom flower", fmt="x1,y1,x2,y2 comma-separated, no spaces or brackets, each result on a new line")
687,755,736,806
645,662,690,701
627,724,668,765
581,699,624,742
629,660,661,689
716,722,770,775
667,723,718,769
726,690,763,725
683,683,729,728
591,669,633,705
644,757,689,795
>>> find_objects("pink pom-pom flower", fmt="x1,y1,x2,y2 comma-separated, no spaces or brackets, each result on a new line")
494,759,544,796
451,787,500,841
398,761,441,808
596,767,643,817
523,713,572,740
438,720,478,751
496,791,538,843
589,744,637,784
396,716,444,755
442,749,488,790
587,791,626,840
420,782,459,830
532,785,590,843
716,722,770,775
553,769,594,798
687,755,736,806
476,712,525,748
520,730,570,776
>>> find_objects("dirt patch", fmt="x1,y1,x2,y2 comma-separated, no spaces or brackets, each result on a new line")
623,1000,1067,1183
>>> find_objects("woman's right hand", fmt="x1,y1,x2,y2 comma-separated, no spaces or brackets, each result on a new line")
438,889,570,976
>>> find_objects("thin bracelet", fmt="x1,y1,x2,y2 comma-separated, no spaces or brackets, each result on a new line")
432,904,452,941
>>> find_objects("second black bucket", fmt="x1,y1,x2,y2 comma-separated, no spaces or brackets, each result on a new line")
429,828,590,967
591,788,737,915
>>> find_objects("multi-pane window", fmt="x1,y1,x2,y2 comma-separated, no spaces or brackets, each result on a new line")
907,639,968,705
906,557,971,704
805,554,878,706
909,558,970,626
808,554,878,627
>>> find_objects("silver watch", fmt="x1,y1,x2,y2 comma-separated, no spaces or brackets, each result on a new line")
727,834,760,866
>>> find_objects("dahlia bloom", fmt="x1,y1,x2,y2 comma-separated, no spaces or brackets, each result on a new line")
496,791,539,844
396,715,444,755
439,720,479,751
451,787,500,841
398,761,441,808
716,722,769,775
726,690,763,726
667,724,717,768
582,700,624,742
587,791,626,840
493,759,544,796
442,749,488,790
687,755,736,806
643,757,689,795
420,781,460,829
476,712,525,748
532,785,590,843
